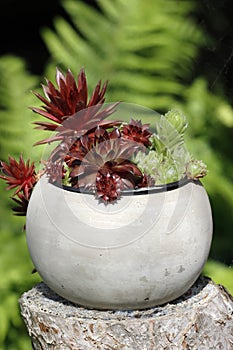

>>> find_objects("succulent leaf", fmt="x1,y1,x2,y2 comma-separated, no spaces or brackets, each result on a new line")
150,109,188,156
32,68,119,145
0,155,37,199
121,119,152,147
164,109,188,135
0,155,39,215
186,159,208,180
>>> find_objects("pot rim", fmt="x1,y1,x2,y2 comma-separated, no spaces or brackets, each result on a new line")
50,176,198,196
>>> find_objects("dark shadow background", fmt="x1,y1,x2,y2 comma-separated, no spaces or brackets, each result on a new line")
0,0,67,74
0,0,96,74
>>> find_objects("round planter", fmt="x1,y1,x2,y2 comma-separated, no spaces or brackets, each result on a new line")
26,175,213,310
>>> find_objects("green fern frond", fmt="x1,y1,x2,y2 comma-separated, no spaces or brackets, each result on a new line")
0,56,44,161
42,0,205,111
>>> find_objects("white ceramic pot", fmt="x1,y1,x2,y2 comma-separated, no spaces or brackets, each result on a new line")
26,175,213,310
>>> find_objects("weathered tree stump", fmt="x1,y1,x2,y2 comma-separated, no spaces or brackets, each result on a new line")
19,276,233,350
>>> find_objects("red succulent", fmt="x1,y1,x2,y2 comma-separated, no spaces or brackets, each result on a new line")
0,155,39,215
94,158,148,203
70,127,121,162
58,126,149,202
121,119,152,147
95,171,123,203
32,68,107,130
0,155,37,199
32,68,119,145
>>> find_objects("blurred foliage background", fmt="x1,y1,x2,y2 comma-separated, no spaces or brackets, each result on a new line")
0,0,233,348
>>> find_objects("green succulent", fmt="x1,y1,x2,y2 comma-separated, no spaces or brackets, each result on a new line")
134,150,186,185
133,109,207,185
186,159,208,180
133,150,162,182
164,109,188,135
150,109,188,157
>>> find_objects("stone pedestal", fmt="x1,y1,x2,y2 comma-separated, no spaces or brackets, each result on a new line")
19,276,233,349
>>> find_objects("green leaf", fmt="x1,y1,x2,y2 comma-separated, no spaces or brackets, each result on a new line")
43,0,205,111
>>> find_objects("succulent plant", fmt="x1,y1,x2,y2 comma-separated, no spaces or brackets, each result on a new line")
32,68,119,145
0,155,37,215
0,67,208,211
186,159,208,180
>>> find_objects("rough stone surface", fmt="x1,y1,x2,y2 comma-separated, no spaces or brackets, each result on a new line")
19,276,233,350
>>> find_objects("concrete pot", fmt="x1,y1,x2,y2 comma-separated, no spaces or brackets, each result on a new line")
26,175,213,310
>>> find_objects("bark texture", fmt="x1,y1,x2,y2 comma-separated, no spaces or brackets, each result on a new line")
19,276,233,350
